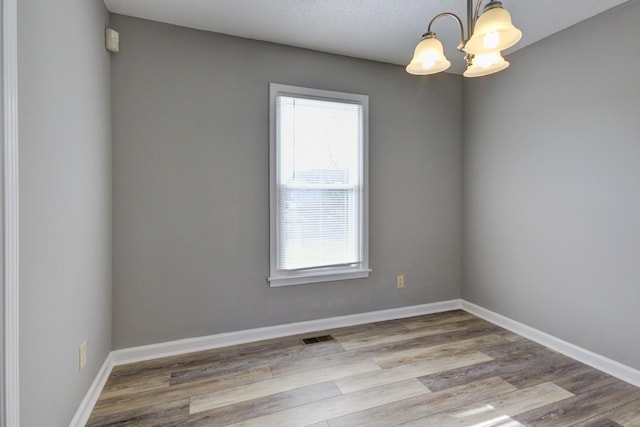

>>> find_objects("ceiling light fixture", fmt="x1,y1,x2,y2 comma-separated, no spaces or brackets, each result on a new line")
406,0,522,78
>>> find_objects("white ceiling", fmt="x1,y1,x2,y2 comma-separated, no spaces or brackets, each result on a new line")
104,0,630,74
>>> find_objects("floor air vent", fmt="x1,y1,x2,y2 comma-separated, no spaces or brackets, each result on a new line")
302,335,334,345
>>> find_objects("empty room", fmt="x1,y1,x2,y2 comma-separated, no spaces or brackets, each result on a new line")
2,0,640,426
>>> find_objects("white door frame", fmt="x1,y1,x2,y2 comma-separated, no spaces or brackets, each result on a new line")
2,0,20,425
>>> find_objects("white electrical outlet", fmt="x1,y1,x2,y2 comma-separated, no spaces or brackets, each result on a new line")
79,340,87,371
396,274,405,289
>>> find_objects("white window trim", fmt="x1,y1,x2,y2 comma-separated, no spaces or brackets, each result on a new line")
2,0,20,425
268,83,370,287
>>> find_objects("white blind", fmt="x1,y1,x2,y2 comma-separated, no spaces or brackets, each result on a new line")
277,95,363,271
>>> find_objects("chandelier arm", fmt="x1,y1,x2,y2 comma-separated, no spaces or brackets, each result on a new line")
426,12,465,48
467,0,474,40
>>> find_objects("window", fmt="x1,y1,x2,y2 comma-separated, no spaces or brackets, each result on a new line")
269,83,370,287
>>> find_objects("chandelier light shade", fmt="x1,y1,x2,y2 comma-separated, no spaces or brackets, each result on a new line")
462,51,509,77
406,0,522,78
406,33,451,75
464,2,522,54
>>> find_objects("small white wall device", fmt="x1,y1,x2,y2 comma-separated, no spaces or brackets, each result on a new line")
105,28,119,53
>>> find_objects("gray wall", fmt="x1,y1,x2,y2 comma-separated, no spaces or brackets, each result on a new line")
110,15,463,349
463,0,640,370
18,0,112,425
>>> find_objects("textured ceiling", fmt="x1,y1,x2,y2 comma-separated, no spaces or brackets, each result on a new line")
104,0,630,74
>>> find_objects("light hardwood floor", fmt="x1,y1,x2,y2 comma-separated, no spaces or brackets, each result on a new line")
87,310,640,426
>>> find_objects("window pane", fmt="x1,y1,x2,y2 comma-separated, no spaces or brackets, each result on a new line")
280,185,358,270
278,97,361,187
277,96,362,271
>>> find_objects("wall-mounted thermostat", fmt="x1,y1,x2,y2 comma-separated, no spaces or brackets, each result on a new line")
105,28,119,53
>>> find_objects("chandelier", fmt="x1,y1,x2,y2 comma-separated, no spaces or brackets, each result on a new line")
407,0,522,77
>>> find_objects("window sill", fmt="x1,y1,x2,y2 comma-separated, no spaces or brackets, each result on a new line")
268,268,371,287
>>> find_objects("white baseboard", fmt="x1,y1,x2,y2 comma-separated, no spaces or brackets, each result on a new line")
461,300,640,388
71,298,640,425
69,354,114,427
110,300,461,366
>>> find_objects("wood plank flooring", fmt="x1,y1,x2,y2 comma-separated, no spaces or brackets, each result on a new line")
87,310,640,426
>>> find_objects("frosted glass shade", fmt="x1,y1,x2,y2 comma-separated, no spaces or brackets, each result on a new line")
463,51,509,77
465,2,522,54
406,34,451,75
